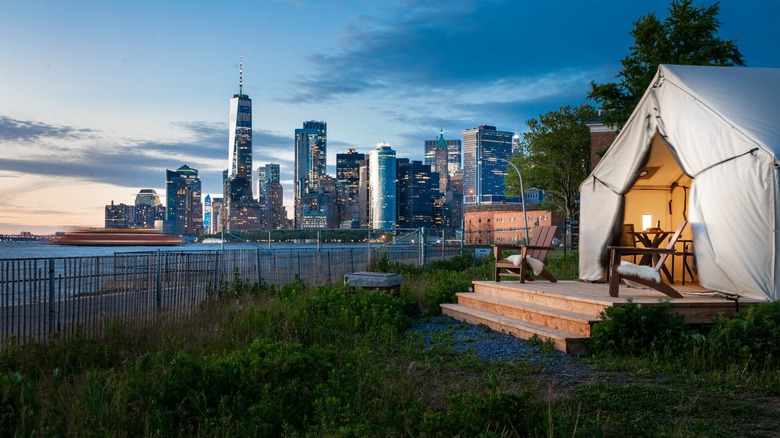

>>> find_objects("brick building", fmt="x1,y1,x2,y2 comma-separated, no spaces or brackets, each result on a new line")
464,204,563,245
586,111,618,169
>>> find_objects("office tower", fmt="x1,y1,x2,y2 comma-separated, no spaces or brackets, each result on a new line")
105,201,134,228
512,130,523,156
397,160,438,228
462,125,513,205
134,188,164,229
266,181,288,229
424,130,451,193
203,195,212,233
369,144,396,230
336,148,365,222
294,120,327,227
447,137,462,177
224,58,261,231
299,175,339,229
257,163,286,229
209,197,224,233
226,59,253,200
165,165,203,236
358,158,370,227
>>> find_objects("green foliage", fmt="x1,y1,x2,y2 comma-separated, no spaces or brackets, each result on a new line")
511,104,598,219
127,340,334,436
589,0,744,128
544,251,579,281
589,300,690,357
4,254,780,436
420,384,533,436
0,371,40,436
526,334,555,353
704,301,780,371
293,284,413,344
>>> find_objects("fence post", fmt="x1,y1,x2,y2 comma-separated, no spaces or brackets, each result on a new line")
420,227,426,266
256,248,262,284
156,250,162,310
367,230,371,267
48,258,54,334
213,250,220,292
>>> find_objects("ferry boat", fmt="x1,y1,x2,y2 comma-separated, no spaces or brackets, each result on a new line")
53,228,182,246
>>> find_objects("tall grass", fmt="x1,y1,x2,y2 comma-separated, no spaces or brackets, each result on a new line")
1,253,779,436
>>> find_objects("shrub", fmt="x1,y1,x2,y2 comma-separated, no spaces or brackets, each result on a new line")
0,372,39,436
705,300,780,371
589,301,690,357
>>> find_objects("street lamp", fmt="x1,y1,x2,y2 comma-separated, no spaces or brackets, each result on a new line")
497,157,530,244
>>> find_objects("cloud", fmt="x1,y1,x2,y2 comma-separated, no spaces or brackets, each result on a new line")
0,116,95,142
0,118,243,189
288,1,627,105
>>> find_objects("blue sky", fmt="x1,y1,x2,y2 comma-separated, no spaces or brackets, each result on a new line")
1,0,778,234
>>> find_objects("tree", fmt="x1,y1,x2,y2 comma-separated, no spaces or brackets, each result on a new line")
506,104,597,220
589,0,744,129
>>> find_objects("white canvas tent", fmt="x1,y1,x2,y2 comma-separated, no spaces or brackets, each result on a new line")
579,64,780,301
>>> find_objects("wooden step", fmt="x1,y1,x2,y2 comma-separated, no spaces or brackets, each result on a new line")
472,281,611,316
455,292,600,336
441,303,589,355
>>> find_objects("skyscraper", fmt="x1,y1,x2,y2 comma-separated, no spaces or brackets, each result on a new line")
294,120,327,227
224,58,261,231
257,163,286,229
462,125,513,205
424,130,451,193
369,143,396,230
134,188,164,229
227,58,253,201
105,201,134,228
397,159,438,228
203,195,212,233
165,165,203,236
336,148,365,222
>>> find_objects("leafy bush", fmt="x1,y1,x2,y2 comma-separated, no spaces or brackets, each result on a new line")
0,372,39,436
705,300,780,371
589,301,691,357
127,339,334,436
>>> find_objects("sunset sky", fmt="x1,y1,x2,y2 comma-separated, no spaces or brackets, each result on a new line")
1,0,778,234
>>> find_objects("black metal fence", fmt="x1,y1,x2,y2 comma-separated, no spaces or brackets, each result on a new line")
0,239,463,349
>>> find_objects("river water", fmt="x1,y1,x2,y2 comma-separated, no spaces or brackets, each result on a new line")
0,241,390,260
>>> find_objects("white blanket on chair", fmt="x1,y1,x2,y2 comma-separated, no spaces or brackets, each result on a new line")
617,261,661,284
506,254,545,276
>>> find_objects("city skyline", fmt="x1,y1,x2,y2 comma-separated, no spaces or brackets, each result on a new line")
1,1,779,234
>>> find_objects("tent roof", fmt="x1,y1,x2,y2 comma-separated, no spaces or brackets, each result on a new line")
658,65,780,156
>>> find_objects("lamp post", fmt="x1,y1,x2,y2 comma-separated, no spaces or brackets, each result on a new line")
498,158,529,244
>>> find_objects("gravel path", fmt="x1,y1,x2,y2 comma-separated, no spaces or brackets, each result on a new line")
408,315,594,384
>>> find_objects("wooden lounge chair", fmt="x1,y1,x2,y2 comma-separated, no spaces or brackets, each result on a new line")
494,225,558,283
607,220,687,298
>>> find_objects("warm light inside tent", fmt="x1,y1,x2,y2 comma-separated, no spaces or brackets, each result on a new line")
642,215,652,231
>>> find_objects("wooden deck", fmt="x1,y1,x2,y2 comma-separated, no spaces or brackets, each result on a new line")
441,280,764,355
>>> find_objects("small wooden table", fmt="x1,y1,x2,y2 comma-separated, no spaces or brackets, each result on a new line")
628,230,673,281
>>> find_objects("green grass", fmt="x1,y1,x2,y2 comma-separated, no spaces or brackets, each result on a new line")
1,253,779,436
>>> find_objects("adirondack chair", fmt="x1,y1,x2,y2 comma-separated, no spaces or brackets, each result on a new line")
493,225,558,283
607,220,687,298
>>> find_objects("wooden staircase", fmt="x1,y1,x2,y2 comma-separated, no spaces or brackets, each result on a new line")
441,280,761,355
442,281,610,355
